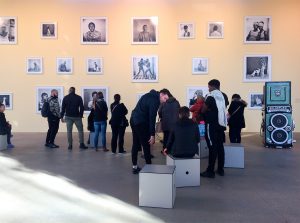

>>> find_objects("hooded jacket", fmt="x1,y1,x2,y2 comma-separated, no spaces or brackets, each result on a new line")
158,97,180,131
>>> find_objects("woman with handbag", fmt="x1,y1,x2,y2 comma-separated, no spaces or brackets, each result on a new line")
109,94,128,154
227,94,247,143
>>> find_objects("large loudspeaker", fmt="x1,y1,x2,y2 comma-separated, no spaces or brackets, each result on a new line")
263,81,293,148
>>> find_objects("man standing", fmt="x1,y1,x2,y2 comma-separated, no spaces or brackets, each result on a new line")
130,89,170,174
201,79,227,178
61,87,88,150
45,89,61,148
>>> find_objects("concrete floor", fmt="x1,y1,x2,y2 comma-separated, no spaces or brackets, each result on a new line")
1,132,300,223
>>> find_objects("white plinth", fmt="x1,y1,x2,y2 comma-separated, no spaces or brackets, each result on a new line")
139,165,176,208
0,135,7,151
166,155,200,187
199,139,209,159
224,143,245,168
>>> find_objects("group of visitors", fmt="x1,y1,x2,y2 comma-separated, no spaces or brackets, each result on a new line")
0,79,247,177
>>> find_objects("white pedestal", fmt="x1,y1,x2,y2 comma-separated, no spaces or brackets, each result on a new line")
224,143,245,168
0,135,7,151
166,155,200,187
88,132,102,148
199,138,209,159
139,165,176,209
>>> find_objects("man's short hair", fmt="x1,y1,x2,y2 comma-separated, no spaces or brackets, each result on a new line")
98,91,104,99
208,79,220,89
69,87,75,93
92,91,97,97
0,103,5,108
232,94,241,100
88,22,95,27
183,25,188,29
51,89,58,94
179,106,190,119
159,88,172,97
41,92,48,98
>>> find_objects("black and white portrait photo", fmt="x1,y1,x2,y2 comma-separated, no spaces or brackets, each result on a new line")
132,17,158,44
0,17,17,44
56,57,73,74
192,57,208,74
244,55,271,82
244,16,271,44
41,22,57,39
132,56,158,82
36,87,64,113
86,58,103,75
81,17,108,44
248,93,264,110
27,57,43,74
207,22,224,39
0,93,13,110
178,23,194,39
81,87,108,113
187,87,208,107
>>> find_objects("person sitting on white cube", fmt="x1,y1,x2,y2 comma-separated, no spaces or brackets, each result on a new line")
163,106,200,158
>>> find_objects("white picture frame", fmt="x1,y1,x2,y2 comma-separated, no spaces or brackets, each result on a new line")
56,57,73,74
40,22,57,39
132,55,158,82
81,17,108,45
26,57,43,74
0,17,17,44
178,22,195,39
132,16,158,44
248,93,264,110
186,86,209,107
207,22,224,39
244,54,271,82
81,87,109,113
36,86,64,113
0,92,13,110
192,57,209,74
244,16,272,44
86,57,103,75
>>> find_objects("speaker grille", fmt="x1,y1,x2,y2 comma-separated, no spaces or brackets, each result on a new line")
271,129,288,144
271,114,288,128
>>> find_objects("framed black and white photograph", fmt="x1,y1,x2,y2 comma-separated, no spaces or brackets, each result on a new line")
248,93,264,110
0,17,17,44
41,22,57,39
56,57,73,74
136,93,146,102
192,57,208,74
207,22,224,39
27,57,43,74
132,17,158,44
81,17,108,44
244,55,271,82
178,22,194,39
86,58,103,75
36,87,64,113
186,87,209,107
0,93,13,110
81,87,109,113
244,16,271,44
132,55,158,82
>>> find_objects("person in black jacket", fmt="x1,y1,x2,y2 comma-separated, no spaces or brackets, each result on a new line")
0,103,14,149
228,94,247,143
163,106,199,158
109,94,128,154
93,91,108,151
61,87,88,150
130,89,170,174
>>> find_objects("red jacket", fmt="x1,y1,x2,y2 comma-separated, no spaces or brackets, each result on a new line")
189,99,204,123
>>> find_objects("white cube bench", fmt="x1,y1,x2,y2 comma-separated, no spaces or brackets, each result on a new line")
199,139,209,159
0,135,7,151
224,143,245,168
166,155,200,187
88,132,102,148
139,165,176,209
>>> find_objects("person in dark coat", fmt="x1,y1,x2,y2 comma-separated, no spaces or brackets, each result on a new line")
158,96,180,149
0,103,14,149
163,106,200,158
109,94,128,154
130,89,170,174
228,94,247,143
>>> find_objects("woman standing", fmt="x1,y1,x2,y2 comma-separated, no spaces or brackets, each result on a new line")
93,91,108,151
228,94,247,143
109,94,128,154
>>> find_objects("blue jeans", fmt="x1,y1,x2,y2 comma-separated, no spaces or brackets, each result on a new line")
94,121,107,148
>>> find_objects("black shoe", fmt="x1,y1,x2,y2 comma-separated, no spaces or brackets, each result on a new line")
79,143,88,149
53,144,59,148
44,143,50,147
217,169,225,176
200,171,215,178
132,167,141,174
68,145,73,150
151,154,155,158
48,143,59,149
95,148,99,152
119,150,127,154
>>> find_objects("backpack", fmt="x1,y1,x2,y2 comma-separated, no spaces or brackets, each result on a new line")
41,101,50,118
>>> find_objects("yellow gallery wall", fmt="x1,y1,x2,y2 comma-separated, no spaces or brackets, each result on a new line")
0,0,300,132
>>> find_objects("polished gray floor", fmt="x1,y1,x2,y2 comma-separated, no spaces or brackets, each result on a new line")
1,132,300,223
